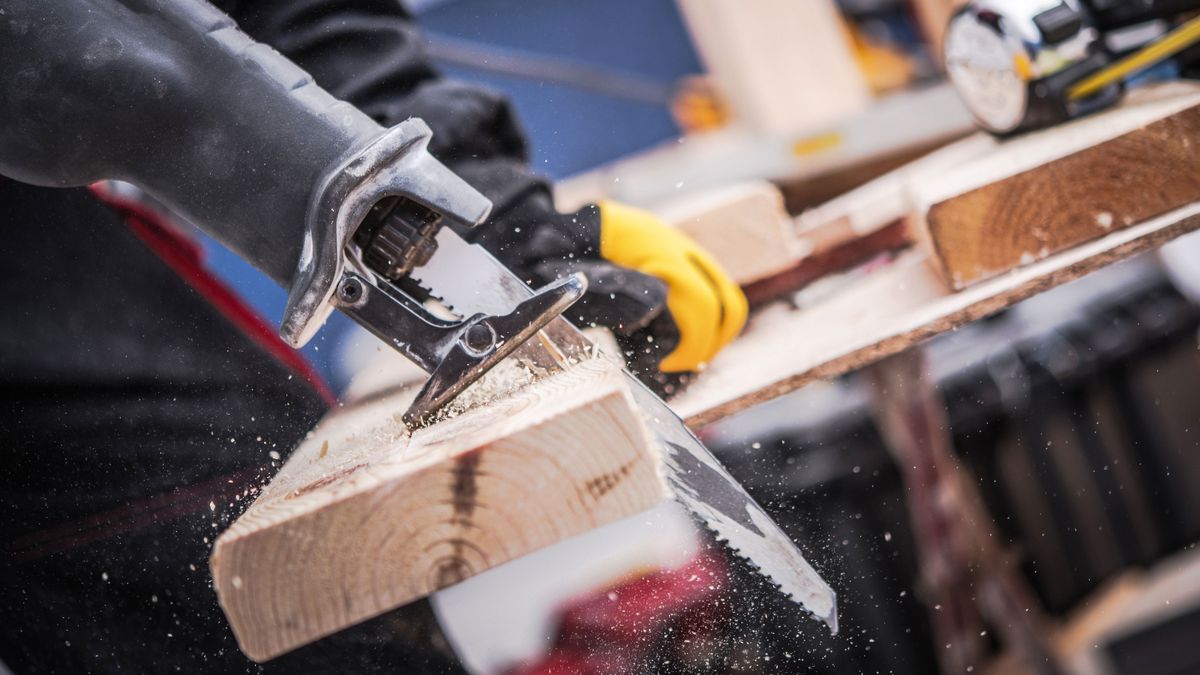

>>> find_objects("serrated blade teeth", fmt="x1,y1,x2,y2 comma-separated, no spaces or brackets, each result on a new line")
701,519,839,633
403,228,837,630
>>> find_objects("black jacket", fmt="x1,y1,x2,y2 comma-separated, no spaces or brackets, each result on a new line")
220,0,680,381
0,2,529,672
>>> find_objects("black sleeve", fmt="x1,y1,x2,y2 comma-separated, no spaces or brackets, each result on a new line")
210,0,684,394
213,0,552,244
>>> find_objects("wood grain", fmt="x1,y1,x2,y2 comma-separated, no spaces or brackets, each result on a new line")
741,219,910,306
794,131,996,243
918,90,1200,289
211,358,669,662
672,202,1200,428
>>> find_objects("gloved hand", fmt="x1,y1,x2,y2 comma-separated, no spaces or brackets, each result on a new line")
464,191,747,394
595,200,747,372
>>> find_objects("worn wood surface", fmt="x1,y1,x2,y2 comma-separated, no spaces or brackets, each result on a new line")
661,181,805,285
212,358,669,662
794,131,996,242
672,201,1200,428
917,88,1200,289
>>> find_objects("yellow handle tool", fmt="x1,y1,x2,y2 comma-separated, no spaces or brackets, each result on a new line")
1069,14,1200,100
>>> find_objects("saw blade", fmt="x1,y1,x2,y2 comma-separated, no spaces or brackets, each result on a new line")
409,228,837,629
409,229,593,372
625,380,837,630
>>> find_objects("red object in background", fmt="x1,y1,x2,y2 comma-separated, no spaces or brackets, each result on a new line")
510,550,730,675
90,182,336,405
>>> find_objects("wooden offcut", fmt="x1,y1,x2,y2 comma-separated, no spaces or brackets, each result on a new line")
672,201,1200,427
661,181,805,285
916,88,1200,289
659,179,911,303
211,358,669,662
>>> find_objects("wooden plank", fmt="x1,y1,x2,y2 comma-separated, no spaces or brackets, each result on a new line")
741,219,910,306
672,201,1200,428
910,0,969,63
658,179,912,302
660,181,805,285
723,133,998,304
211,358,669,662
675,0,871,135
915,87,1200,289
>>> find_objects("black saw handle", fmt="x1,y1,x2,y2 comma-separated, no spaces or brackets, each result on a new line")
0,0,385,286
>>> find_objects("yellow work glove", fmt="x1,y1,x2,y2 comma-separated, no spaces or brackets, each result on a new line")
598,200,747,372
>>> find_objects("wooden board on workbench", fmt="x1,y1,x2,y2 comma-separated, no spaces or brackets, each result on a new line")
661,181,805,286
659,178,915,305
676,0,869,135
916,85,1200,289
668,84,1200,427
671,201,1200,428
212,358,669,662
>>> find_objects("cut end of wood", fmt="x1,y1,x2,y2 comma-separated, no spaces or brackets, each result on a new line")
211,358,669,662
916,85,1200,289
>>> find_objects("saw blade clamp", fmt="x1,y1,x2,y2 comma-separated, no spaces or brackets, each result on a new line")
279,118,492,348
334,269,586,426
279,118,584,423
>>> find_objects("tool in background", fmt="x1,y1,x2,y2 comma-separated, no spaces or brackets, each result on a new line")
0,0,835,631
945,0,1200,135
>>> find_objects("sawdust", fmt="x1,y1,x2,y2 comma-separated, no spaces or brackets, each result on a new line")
422,350,606,426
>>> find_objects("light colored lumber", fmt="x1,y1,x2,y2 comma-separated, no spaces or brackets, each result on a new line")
659,181,805,285
211,358,669,662
675,0,870,135
672,200,1200,428
794,132,996,249
914,85,1200,289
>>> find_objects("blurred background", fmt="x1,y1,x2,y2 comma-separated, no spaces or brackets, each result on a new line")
203,0,950,391
195,1,1200,673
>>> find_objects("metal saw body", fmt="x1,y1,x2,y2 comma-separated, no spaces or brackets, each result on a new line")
0,0,837,638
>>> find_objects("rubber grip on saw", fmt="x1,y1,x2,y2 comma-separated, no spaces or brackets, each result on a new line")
0,0,386,285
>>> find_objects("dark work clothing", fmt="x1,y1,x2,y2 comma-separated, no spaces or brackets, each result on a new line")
215,0,547,223
217,0,680,374
0,181,463,673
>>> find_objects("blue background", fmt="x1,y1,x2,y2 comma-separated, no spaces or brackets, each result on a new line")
201,0,703,390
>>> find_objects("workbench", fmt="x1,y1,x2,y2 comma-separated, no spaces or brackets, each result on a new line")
671,202,1200,429
662,86,1200,673
213,82,1200,670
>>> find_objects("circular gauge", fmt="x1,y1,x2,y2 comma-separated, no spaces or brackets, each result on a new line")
944,12,1029,134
